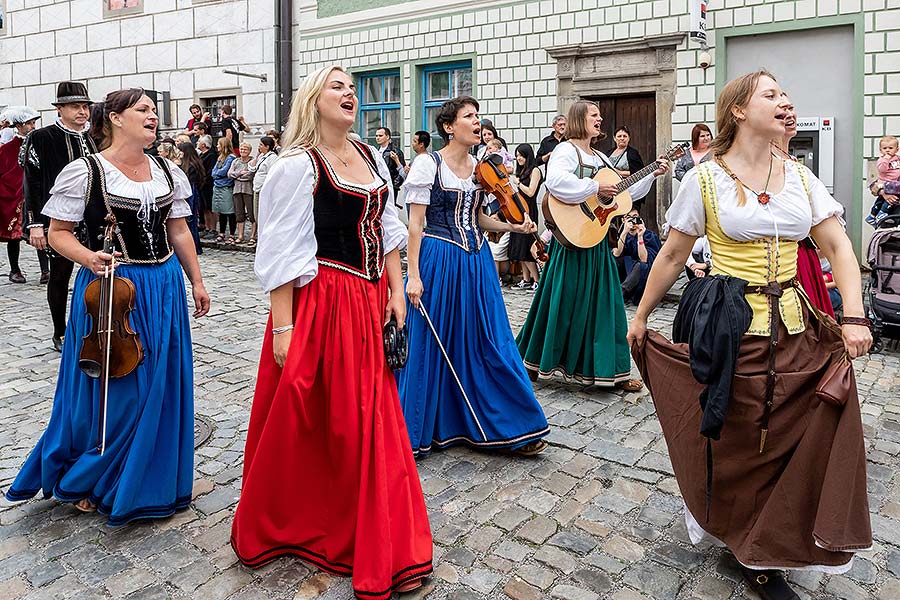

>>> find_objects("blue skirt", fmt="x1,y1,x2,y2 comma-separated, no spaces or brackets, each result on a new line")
398,237,549,455
5,256,195,527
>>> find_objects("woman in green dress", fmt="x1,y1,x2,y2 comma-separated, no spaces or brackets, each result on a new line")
517,100,668,390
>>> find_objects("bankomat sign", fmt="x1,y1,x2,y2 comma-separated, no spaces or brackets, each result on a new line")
790,117,836,193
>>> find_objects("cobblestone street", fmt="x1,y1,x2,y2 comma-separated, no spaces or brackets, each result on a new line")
1,248,899,600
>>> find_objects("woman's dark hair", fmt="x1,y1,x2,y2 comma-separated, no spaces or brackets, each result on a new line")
259,136,276,152
514,143,538,183
88,103,106,148
88,88,147,151
480,122,498,145
614,126,631,136
691,123,713,150
435,96,480,142
177,141,206,189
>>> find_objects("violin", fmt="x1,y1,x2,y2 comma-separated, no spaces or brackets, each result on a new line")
474,153,549,262
79,214,144,454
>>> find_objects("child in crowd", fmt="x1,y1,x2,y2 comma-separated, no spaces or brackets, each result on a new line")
227,142,255,244
868,135,900,226
484,138,516,171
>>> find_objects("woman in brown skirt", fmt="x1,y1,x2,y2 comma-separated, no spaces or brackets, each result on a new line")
627,70,872,600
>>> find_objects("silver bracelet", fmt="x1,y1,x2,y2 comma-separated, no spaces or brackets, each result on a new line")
272,324,294,335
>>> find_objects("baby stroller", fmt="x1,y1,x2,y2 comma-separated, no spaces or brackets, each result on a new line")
866,214,900,353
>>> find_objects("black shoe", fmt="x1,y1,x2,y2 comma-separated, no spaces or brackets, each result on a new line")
740,567,799,600
52,336,63,352
8,271,26,284
39,271,50,284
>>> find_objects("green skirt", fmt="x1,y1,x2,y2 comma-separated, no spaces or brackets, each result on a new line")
516,239,632,385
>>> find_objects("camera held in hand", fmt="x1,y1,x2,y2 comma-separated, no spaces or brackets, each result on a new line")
626,216,643,226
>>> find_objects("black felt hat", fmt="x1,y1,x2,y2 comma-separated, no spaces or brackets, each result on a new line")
52,81,92,106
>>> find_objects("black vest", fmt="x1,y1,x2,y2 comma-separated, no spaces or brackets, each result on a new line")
307,142,388,281
82,154,175,264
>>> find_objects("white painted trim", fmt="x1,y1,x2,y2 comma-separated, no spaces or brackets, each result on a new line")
298,0,501,35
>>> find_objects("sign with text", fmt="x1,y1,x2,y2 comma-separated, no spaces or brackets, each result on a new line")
690,0,708,44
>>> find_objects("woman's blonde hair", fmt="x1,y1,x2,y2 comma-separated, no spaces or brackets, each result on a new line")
280,65,350,153
565,100,605,142
709,69,778,206
239,142,253,153
709,69,777,157
158,141,182,164
217,136,233,160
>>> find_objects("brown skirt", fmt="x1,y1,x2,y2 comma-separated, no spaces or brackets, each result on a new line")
632,309,871,569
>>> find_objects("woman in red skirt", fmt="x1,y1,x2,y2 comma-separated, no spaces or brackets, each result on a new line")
230,65,432,598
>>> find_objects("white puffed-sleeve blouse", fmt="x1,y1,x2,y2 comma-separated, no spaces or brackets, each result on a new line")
665,160,844,241
43,155,193,222
254,146,408,293
545,141,655,205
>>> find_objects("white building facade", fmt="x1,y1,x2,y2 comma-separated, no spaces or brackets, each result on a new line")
0,0,892,250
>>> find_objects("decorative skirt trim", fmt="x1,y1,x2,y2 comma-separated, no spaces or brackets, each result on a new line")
523,360,632,386
413,425,551,456
231,537,433,600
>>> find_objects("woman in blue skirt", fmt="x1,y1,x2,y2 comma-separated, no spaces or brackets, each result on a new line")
4,89,209,525
399,96,550,456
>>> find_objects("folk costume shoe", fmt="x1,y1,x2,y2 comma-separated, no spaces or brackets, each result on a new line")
739,567,800,600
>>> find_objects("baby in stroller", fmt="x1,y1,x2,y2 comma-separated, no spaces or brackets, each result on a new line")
865,200,900,352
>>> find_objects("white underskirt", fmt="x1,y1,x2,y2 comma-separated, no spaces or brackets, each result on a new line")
682,501,865,575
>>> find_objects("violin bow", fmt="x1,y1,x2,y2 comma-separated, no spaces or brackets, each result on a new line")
417,301,488,442
98,219,117,456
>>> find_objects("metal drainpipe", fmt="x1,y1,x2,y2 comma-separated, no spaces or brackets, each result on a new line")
274,0,293,129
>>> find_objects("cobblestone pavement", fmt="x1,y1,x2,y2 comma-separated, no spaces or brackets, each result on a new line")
1,248,899,600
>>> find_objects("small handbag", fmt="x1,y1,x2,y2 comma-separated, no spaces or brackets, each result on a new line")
815,353,855,407
383,317,409,370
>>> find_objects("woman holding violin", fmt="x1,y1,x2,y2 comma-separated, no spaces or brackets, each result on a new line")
399,96,550,457
517,100,668,391
4,89,209,525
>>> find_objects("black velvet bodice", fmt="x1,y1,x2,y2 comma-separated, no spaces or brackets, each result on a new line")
307,142,388,281
82,155,175,264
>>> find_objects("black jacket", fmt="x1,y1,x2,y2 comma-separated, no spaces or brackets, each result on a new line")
536,134,563,165
21,122,98,229
672,274,753,439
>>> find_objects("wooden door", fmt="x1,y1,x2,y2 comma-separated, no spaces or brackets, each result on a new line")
587,94,658,229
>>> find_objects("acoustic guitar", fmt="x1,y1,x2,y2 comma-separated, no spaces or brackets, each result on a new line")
542,142,688,249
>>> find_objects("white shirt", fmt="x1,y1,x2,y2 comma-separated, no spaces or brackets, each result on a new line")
250,151,276,192
0,128,16,145
665,161,844,241
545,141,655,204
43,155,193,222
254,145,408,293
403,153,491,207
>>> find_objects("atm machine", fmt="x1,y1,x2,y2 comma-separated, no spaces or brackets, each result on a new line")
788,117,835,193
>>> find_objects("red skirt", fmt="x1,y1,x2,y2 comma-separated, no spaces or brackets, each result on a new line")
231,266,433,599
797,243,834,318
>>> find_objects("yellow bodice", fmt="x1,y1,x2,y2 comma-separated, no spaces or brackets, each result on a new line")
695,162,811,336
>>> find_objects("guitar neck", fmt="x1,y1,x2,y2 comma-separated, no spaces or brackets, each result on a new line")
616,160,659,192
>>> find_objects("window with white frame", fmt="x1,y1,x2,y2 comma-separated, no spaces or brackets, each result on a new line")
422,62,472,150
357,71,401,147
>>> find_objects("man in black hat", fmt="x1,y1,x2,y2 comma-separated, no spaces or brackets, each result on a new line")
21,81,98,352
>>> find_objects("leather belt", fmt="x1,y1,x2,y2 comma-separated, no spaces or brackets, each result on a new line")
745,278,799,452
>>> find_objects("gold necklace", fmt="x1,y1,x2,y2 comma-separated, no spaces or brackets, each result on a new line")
107,154,142,176
320,143,351,167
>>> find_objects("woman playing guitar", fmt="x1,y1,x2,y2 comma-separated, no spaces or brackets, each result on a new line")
516,100,668,391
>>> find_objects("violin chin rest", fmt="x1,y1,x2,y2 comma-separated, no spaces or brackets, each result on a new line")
79,360,101,379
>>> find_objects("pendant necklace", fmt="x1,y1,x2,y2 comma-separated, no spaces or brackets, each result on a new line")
321,143,350,167
716,154,775,205
108,154,141,176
